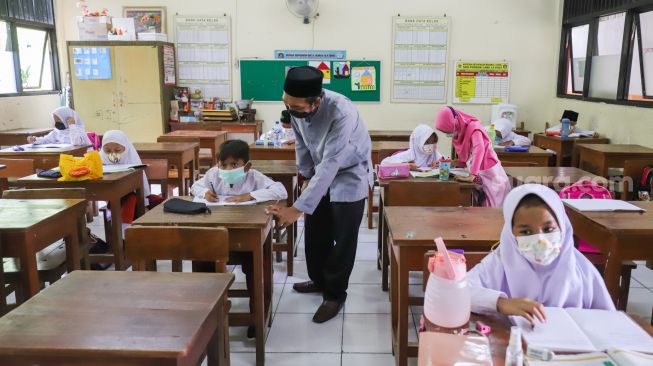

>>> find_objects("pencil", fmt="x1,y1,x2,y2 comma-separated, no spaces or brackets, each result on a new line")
210,181,216,195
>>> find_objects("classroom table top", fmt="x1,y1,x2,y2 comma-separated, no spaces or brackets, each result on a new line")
18,169,143,186
250,159,297,175
0,127,52,135
133,142,199,153
162,130,227,139
532,133,608,142
377,175,477,189
504,166,609,188
494,145,554,156
385,206,502,247
563,201,653,233
0,271,234,361
576,143,653,154
0,198,86,231
133,197,272,229
0,144,90,155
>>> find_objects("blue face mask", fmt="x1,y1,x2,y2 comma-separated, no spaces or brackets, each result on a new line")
219,166,247,185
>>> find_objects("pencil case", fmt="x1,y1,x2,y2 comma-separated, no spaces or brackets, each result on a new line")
377,163,410,180
504,146,529,152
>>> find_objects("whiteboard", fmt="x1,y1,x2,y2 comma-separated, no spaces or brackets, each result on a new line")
452,61,511,104
175,16,232,101
391,16,450,103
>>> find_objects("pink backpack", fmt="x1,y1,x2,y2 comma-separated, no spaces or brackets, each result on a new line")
86,132,101,151
559,180,612,253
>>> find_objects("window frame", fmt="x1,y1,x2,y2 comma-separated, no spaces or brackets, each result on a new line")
0,7,61,97
557,1,653,108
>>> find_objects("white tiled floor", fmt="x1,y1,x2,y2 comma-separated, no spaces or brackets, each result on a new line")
73,209,653,365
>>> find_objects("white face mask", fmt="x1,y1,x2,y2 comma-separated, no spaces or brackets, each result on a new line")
422,144,435,154
107,152,122,164
515,231,562,266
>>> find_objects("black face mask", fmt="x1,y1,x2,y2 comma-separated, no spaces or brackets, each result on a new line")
54,121,67,130
286,103,318,119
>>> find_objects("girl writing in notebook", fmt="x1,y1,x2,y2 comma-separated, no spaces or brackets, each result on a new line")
380,124,442,170
435,106,511,207
468,184,615,325
487,118,531,147
27,107,92,146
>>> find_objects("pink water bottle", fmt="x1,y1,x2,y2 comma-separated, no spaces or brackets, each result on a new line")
423,237,471,328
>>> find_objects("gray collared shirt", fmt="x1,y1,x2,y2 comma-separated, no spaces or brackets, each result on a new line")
292,90,372,215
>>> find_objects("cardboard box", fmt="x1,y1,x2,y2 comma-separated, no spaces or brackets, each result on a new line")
138,32,168,42
77,16,111,41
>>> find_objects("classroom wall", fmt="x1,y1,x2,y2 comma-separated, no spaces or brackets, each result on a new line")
549,0,653,148
53,0,559,153
0,94,61,130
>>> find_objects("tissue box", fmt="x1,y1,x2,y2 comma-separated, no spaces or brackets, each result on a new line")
138,32,168,42
77,16,111,41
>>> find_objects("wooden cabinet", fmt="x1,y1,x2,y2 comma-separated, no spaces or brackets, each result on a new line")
67,41,174,142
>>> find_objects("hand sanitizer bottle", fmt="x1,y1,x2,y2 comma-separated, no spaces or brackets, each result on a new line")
505,326,524,366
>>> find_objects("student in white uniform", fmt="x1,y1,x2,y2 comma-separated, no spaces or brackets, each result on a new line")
546,110,597,137
487,118,531,146
190,140,287,339
381,124,443,170
27,106,92,146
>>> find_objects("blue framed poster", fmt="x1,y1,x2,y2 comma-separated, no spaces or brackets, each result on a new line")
72,47,112,80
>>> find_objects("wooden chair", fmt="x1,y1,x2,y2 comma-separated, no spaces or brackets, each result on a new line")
368,148,408,229
2,188,88,305
620,159,652,200
124,226,230,365
381,181,461,291
0,158,34,194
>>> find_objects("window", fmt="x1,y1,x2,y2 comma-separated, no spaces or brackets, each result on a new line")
558,0,653,107
0,0,59,96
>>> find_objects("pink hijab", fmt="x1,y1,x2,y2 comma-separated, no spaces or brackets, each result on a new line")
468,184,615,310
435,106,490,162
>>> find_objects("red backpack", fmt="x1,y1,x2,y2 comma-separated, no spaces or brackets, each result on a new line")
637,165,653,201
559,180,613,254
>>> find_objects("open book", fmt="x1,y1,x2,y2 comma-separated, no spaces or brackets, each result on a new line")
193,196,256,206
511,308,653,353
526,349,653,366
102,164,147,174
563,199,646,212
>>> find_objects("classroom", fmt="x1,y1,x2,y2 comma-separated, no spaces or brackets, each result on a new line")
1,0,653,365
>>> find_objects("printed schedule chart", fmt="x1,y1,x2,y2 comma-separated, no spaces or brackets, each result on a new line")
453,61,510,104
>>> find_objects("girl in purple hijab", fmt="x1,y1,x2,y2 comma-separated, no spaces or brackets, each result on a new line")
468,184,615,325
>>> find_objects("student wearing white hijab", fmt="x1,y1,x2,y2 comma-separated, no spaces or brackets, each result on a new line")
487,118,531,146
381,124,442,170
99,130,151,200
27,107,93,146
468,184,614,325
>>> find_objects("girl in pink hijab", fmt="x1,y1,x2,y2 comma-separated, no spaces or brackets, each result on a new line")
468,184,614,325
435,106,511,207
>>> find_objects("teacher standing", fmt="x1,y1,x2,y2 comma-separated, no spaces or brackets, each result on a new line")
266,66,372,324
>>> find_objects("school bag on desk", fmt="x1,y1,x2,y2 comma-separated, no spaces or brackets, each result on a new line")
636,165,653,201
559,180,612,254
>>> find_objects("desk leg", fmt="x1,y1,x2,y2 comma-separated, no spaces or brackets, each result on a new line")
252,241,266,366
396,250,409,366
77,213,90,270
64,214,81,274
20,237,40,299
109,198,125,270
603,238,622,307
208,297,230,366
378,194,383,270
367,186,374,229
188,157,196,195
174,157,185,196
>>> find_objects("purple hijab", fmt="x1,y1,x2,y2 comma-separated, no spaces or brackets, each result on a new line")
468,184,615,310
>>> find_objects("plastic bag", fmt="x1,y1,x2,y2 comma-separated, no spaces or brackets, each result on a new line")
58,151,103,181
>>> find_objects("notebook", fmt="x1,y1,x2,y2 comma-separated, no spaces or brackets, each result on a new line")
102,164,147,174
562,199,646,212
526,349,653,366
410,169,438,178
511,308,653,353
192,196,256,206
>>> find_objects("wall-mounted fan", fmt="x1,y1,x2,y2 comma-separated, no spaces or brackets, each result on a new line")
286,0,319,24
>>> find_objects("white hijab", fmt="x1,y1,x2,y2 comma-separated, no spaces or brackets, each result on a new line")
48,107,92,145
408,124,440,167
469,184,615,310
100,130,150,198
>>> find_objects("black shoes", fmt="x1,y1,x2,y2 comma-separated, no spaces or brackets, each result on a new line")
292,280,322,293
312,300,343,323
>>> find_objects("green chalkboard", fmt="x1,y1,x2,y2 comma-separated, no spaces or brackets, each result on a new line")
240,59,381,102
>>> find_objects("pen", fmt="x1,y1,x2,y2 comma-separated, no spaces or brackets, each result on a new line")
210,181,217,195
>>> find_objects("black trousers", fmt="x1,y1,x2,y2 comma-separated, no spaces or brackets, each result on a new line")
304,193,365,303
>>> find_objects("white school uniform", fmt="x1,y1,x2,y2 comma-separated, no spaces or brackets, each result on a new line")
487,118,531,146
190,167,287,202
34,107,93,146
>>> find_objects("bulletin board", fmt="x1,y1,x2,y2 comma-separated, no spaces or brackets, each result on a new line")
72,46,112,80
453,61,510,104
239,59,381,102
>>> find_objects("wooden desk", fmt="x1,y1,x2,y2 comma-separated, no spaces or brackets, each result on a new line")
385,206,503,366
576,144,653,177
161,130,227,167
0,271,233,366
16,170,146,271
250,159,299,275
0,128,51,146
532,133,610,167
134,142,197,196
372,141,409,165
369,130,411,142
0,199,87,300
504,166,609,191
495,146,553,167
0,164,5,170
169,120,263,143
0,145,89,171
564,201,653,307
377,177,478,290
133,198,273,366
249,143,296,161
